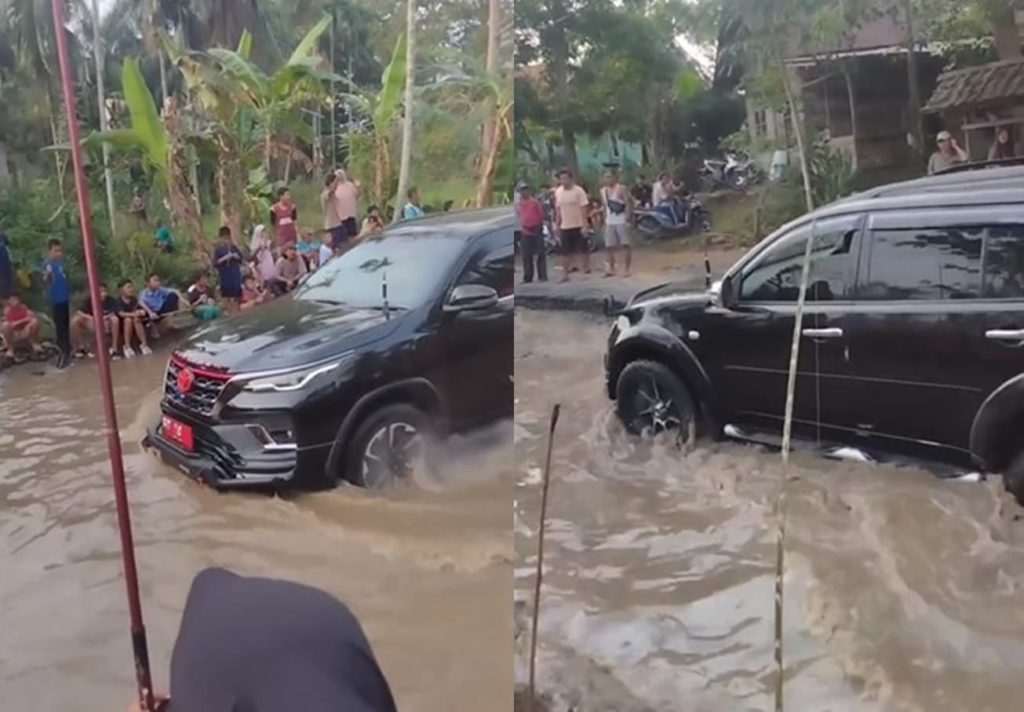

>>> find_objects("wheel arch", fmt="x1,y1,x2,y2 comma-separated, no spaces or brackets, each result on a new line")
324,378,446,484
608,328,721,430
969,374,1024,472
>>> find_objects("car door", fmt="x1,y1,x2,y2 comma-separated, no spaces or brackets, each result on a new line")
702,214,863,439
841,207,996,459
440,228,514,428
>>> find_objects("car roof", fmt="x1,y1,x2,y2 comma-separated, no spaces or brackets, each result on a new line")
385,207,514,240
730,167,1024,276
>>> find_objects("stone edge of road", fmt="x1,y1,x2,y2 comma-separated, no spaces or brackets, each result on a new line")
514,272,708,314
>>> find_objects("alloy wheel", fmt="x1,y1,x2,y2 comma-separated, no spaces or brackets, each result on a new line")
631,377,682,435
360,421,426,489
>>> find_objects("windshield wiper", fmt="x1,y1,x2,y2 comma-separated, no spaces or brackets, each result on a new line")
308,297,348,306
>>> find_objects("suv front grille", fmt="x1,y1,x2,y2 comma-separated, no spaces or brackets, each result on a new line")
165,355,231,418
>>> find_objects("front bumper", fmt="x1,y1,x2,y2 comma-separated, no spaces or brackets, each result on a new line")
143,415,300,490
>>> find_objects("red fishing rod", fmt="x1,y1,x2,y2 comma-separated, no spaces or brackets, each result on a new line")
50,1,157,709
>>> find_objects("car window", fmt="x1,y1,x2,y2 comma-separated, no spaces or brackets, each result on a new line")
456,229,514,297
740,216,860,302
984,225,1024,298
859,225,982,300
296,233,465,310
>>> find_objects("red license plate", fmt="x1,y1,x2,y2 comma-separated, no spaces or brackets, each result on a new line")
162,415,195,452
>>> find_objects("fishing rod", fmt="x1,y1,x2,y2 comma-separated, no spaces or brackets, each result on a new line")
528,403,561,712
774,220,819,712
50,1,156,709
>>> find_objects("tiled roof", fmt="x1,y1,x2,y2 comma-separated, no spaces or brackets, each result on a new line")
924,58,1024,112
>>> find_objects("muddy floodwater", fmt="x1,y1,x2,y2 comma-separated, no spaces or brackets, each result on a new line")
514,310,1024,712
0,352,512,712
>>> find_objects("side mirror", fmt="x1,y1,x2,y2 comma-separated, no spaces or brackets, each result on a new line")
719,275,736,308
445,283,499,312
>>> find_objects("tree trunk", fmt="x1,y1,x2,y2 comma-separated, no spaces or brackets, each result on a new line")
779,58,814,212
284,151,293,184
47,94,66,195
561,128,579,177
842,63,858,172
0,140,10,190
163,99,207,261
904,0,924,167
394,0,416,222
91,0,118,238
991,2,1021,59
158,49,169,105
475,0,501,207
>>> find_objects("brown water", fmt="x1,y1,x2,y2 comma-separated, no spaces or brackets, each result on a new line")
514,311,1024,712
0,352,512,712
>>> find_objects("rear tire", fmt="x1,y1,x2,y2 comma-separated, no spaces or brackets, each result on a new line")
343,404,437,489
615,360,698,443
1003,450,1024,506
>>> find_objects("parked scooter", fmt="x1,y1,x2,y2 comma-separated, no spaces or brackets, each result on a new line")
633,195,712,241
700,152,758,191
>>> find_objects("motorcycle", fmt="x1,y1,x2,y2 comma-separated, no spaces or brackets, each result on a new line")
700,152,758,192
633,195,712,241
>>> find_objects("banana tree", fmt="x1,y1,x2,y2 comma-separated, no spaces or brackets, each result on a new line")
85,57,206,259
340,33,407,212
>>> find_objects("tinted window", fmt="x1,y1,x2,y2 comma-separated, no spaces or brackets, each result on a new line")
296,233,464,310
860,226,982,300
740,217,859,302
984,225,1024,298
457,229,514,297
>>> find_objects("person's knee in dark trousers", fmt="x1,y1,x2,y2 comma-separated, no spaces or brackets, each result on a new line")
133,567,397,712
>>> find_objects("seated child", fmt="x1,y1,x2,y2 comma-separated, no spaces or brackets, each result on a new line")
187,272,221,322
240,274,268,311
71,284,120,358
1,294,43,359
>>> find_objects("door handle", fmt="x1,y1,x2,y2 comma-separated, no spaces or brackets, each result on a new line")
985,329,1024,341
802,327,843,339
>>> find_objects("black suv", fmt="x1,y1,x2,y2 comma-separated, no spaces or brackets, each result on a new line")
144,208,514,490
605,165,1024,503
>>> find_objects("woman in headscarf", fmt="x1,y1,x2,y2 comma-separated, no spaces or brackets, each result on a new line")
249,224,277,289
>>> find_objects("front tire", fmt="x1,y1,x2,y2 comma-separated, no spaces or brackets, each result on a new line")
1003,450,1024,506
730,171,749,190
615,360,698,442
344,404,436,489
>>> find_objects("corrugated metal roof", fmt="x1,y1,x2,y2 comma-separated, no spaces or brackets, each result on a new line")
924,58,1024,112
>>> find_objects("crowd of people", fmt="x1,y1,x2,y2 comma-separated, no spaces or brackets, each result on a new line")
927,125,1020,174
0,168,409,370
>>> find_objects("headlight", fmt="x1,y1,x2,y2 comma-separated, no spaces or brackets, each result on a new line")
241,357,351,393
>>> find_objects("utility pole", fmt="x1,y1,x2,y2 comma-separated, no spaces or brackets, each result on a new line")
330,9,338,169
395,0,416,222
904,0,924,168
91,0,117,237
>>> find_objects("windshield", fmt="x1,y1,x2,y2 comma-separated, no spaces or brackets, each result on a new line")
295,233,465,310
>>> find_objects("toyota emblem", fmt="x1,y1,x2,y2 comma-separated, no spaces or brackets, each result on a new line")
177,368,196,394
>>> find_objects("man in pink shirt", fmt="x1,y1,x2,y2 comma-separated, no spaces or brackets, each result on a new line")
553,169,591,282
333,169,362,251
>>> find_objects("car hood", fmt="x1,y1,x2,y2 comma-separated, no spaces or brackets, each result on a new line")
629,281,713,310
175,297,402,373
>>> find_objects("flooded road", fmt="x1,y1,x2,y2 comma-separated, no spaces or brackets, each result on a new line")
0,352,512,711
515,310,1024,711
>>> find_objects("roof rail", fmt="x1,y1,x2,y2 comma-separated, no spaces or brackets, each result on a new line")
934,157,1024,175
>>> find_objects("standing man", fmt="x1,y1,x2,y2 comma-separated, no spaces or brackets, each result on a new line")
322,172,345,252
516,183,547,283
42,238,71,368
928,130,968,174
600,170,632,277
333,169,362,252
553,169,590,282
